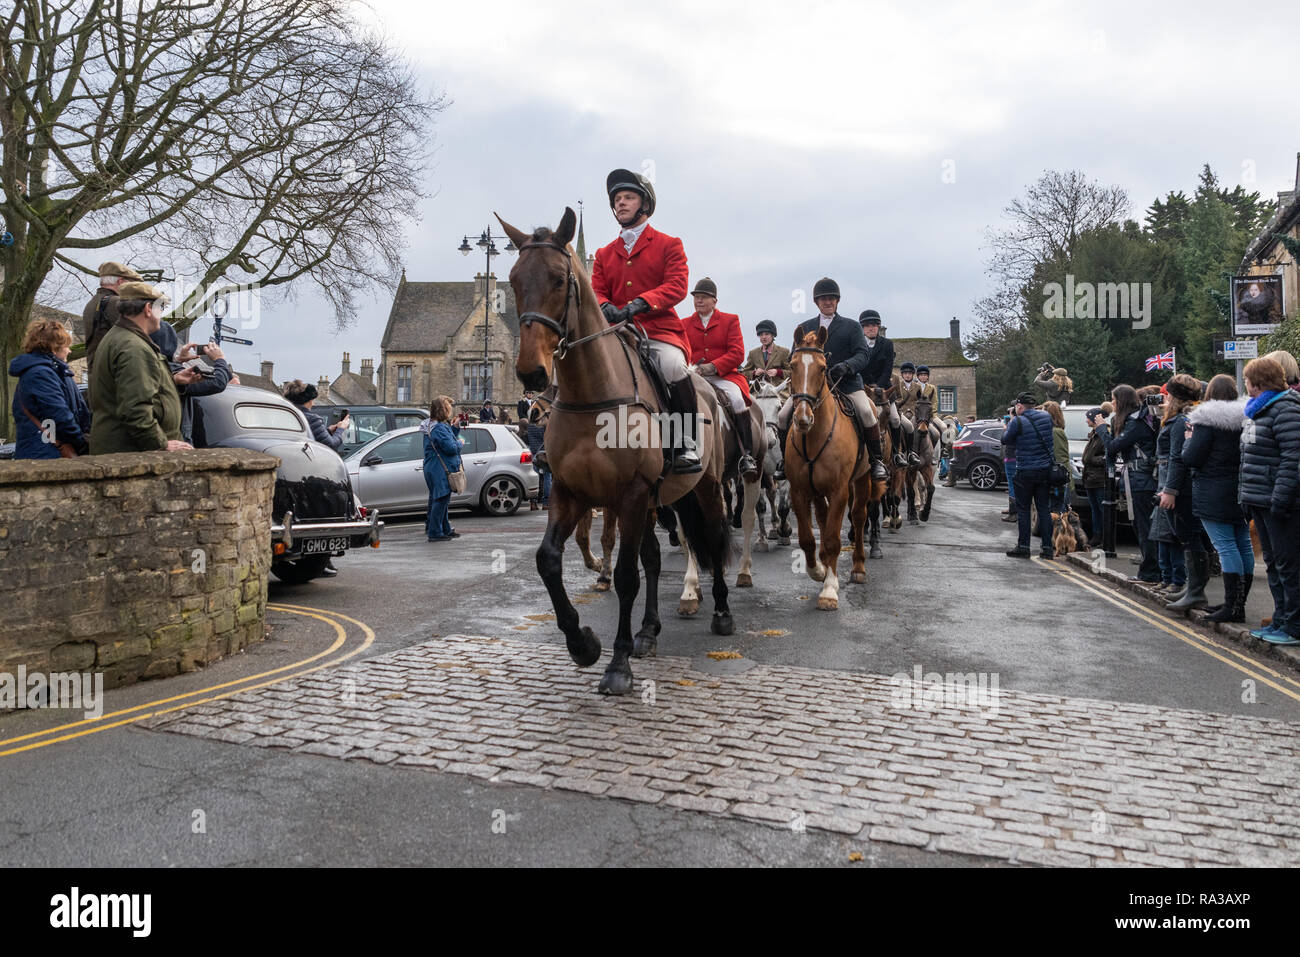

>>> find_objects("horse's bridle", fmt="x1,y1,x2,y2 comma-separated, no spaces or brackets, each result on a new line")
515,239,625,359
789,345,831,411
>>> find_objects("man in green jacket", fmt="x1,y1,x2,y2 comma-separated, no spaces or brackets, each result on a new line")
89,280,198,454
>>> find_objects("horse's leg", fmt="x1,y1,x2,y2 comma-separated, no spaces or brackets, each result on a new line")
789,481,822,582
778,481,793,544
737,474,760,587
731,476,744,529
595,506,616,591
634,509,662,658
920,474,936,523
755,483,771,553
815,491,842,609
906,471,920,525
575,508,601,573
536,485,600,668
868,495,883,559
678,538,702,617
850,475,869,583
599,485,651,696
695,477,734,636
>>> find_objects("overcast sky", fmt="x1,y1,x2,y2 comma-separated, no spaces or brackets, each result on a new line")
56,0,1300,383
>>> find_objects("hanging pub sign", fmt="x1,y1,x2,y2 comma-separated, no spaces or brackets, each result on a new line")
1231,274,1285,336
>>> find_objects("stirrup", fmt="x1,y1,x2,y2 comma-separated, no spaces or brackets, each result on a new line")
671,449,703,474
739,453,759,481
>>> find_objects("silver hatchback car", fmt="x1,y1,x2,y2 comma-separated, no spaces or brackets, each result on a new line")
344,423,539,517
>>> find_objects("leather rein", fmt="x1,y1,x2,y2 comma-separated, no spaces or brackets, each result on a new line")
788,344,842,499
515,238,644,414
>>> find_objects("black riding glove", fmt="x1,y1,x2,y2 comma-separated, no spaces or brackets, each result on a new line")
829,362,851,381
626,297,650,316
600,302,621,323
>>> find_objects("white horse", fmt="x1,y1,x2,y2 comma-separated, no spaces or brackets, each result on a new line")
751,379,792,550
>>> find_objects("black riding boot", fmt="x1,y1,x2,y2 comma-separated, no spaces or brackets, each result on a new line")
774,421,789,480
890,422,907,468
734,410,759,481
906,428,922,468
865,422,888,481
669,377,703,474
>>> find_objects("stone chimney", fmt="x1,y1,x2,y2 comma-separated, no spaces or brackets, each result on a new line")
260,360,274,381
950,317,961,349
341,351,350,376
360,358,374,386
317,375,330,402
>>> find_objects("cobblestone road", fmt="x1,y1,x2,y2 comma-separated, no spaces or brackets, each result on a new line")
144,633,1300,867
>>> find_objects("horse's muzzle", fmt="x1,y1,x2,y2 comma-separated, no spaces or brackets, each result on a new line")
518,365,549,392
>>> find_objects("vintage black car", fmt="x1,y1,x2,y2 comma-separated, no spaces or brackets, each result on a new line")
192,385,382,583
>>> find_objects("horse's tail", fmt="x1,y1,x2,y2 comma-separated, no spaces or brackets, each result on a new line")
672,485,732,574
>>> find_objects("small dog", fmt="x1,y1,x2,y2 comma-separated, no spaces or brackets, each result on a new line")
1052,509,1089,556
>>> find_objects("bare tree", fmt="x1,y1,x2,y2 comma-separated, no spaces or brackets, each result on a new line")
1,0,443,433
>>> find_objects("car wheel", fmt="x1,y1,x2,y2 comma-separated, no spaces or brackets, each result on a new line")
481,475,524,516
968,460,999,491
271,554,330,584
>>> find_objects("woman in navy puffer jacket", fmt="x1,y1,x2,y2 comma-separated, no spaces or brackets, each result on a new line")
9,318,91,458
1237,356,1300,645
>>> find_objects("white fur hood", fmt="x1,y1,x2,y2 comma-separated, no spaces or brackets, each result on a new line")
1187,397,1248,431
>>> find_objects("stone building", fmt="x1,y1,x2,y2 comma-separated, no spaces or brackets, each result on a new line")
378,269,523,413
888,318,978,420
1240,152,1300,324
233,360,280,396
320,352,378,406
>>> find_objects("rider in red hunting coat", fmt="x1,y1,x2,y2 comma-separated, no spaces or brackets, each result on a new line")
681,276,759,481
591,167,700,472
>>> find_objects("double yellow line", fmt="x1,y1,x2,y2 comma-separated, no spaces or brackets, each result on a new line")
1037,558,1300,703
0,603,374,758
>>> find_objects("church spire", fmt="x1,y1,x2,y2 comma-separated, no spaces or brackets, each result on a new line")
575,200,586,263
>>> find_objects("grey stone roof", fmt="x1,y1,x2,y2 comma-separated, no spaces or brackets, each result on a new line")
326,371,377,404
33,303,83,341
380,274,518,353
233,371,280,395
891,337,975,368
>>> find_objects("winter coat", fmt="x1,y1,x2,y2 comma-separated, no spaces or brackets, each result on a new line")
422,420,462,498
1238,389,1300,512
791,314,870,394
591,224,690,357
82,286,121,378
88,320,182,453
1157,410,1198,541
896,379,940,421
860,334,896,391
1034,372,1073,407
1095,409,1158,493
740,343,791,386
1052,426,1069,467
1181,397,1246,524
1081,430,1106,489
9,351,91,458
682,310,750,403
1001,408,1055,471
295,403,343,452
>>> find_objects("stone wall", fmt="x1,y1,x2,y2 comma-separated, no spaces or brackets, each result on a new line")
0,449,278,688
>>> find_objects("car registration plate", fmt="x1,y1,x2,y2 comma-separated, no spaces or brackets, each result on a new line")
302,537,348,554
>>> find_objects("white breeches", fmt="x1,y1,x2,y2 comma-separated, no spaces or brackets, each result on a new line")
706,376,746,413
777,389,876,428
648,340,689,381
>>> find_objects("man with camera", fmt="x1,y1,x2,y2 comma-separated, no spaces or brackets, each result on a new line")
150,320,236,445
1001,392,1057,559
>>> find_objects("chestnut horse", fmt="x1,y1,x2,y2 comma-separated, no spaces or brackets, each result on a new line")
498,207,732,695
785,327,871,609
906,398,938,524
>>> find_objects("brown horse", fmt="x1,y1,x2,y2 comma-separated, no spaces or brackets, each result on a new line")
785,327,871,609
861,419,897,558
906,398,938,524
498,207,733,695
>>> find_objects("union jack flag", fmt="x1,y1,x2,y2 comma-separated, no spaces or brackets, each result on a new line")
1145,351,1175,372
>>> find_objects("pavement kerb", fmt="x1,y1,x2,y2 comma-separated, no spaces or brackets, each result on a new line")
1064,552,1300,673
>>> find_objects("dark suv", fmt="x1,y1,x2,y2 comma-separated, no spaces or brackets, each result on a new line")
316,404,428,458
949,419,1008,491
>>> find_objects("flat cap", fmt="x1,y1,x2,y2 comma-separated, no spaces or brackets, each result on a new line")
99,261,143,281
116,280,167,301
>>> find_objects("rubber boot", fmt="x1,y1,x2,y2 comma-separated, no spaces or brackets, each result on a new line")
865,423,888,480
1206,573,1241,623
734,409,759,482
1167,549,1209,610
669,377,703,474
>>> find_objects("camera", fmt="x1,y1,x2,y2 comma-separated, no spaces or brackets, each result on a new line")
1143,393,1164,406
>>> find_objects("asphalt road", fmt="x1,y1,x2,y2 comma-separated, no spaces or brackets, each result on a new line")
2,483,1297,867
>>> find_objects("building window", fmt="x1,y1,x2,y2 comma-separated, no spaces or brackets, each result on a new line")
396,365,412,402
462,362,492,402
938,385,956,414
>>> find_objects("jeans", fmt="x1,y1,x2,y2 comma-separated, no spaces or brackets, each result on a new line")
1158,540,1186,587
1129,488,1160,581
1049,483,1067,514
1013,468,1052,551
1004,459,1017,503
426,493,452,540
536,466,552,506
1085,487,1104,539
1250,505,1300,635
1200,518,1255,577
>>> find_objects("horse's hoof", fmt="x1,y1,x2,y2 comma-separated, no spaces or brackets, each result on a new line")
566,627,602,668
731,516,743,529
598,667,634,696
816,597,839,610
869,547,883,559
590,559,604,573
677,598,700,617
632,632,658,659
809,563,826,582
766,529,779,541
594,578,611,592
711,612,734,635
736,572,753,588
851,571,866,584
755,539,770,553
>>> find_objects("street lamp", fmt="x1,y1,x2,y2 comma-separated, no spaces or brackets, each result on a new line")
457,228,517,410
